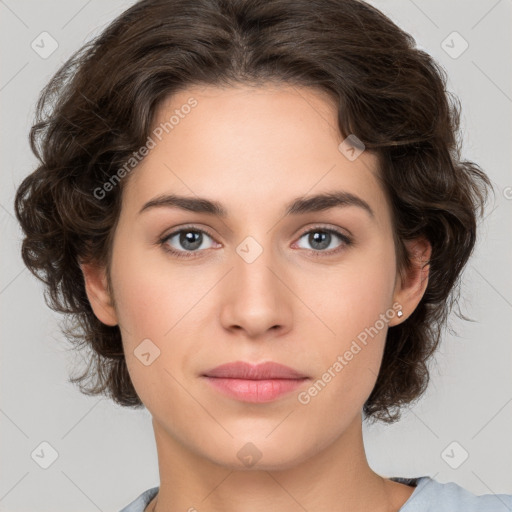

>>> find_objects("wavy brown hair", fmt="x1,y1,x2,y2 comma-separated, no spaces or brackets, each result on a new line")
14,0,492,423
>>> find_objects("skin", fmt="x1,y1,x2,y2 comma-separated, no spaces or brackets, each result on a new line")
81,83,431,512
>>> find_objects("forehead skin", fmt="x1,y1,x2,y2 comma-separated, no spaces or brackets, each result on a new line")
119,83,391,242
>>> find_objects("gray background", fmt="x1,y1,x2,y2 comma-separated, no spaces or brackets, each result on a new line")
1,1,511,510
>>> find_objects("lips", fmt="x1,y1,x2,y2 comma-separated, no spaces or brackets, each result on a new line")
203,361,308,380
202,361,310,403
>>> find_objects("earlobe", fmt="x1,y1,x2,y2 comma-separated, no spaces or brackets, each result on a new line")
391,236,431,325
80,262,118,326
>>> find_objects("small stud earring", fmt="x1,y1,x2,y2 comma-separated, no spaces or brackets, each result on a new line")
397,310,403,318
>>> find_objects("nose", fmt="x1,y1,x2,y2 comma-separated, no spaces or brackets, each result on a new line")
219,242,293,339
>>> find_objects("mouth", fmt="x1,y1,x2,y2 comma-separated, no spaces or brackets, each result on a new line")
201,361,310,403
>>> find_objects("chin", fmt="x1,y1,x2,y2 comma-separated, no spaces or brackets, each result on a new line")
199,436,316,472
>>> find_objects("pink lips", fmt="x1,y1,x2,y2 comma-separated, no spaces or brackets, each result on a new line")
202,361,309,403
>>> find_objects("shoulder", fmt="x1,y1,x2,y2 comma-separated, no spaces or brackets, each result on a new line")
117,479,512,512
393,476,512,512
119,486,159,512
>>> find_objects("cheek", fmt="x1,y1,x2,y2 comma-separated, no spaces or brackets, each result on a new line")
108,244,192,408
108,238,211,402
109,237,193,343
111,266,165,342
310,237,396,339
302,239,396,398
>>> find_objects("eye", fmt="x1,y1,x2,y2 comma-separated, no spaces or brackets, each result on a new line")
294,226,352,256
159,225,353,259
159,227,218,259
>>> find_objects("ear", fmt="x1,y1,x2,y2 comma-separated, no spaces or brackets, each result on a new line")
80,262,118,326
389,236,431,326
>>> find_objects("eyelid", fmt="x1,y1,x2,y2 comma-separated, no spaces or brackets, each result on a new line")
292,224,353,255
294,223,352,241
159,224,219,250
159,223,353,258
160,223,216,241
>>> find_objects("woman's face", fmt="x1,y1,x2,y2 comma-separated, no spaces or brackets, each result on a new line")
87,84,420,469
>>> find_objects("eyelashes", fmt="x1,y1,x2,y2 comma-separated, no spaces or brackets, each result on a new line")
159,227,218,259
293,227,352,255
158,224,353,260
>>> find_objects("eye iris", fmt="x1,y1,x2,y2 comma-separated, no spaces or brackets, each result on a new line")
180,231,202,250
310,231,330,250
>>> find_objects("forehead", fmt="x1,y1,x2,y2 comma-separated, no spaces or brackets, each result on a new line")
152,83,346,156
122,83,388,224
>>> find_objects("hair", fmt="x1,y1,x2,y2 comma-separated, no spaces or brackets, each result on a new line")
14,0,492,424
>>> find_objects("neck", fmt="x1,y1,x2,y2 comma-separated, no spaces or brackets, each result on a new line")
149,413,406,512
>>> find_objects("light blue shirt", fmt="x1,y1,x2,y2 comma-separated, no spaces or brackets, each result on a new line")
119,476,512,511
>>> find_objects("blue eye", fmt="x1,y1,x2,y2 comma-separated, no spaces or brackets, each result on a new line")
160,227,216,258
295,227,352,256
159,225,352,259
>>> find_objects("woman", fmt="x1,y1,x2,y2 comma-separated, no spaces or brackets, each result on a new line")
14,0,511,511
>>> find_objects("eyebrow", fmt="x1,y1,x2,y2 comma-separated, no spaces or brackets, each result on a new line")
138,191,375,219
